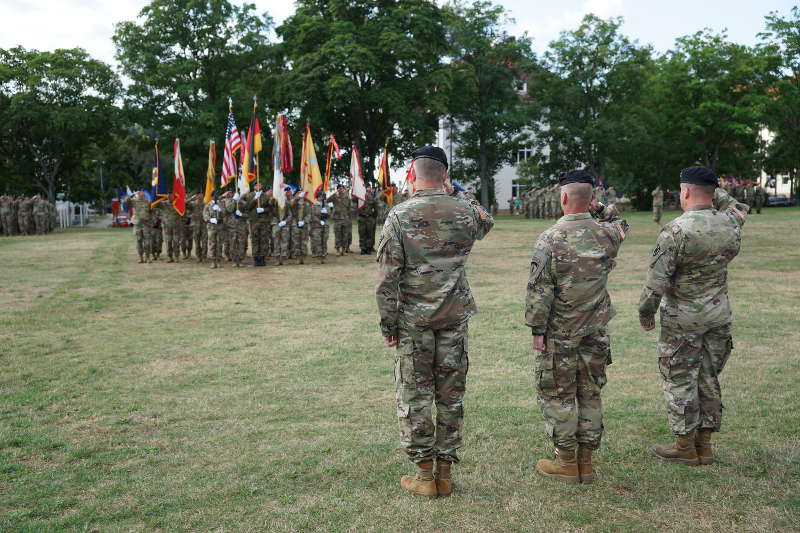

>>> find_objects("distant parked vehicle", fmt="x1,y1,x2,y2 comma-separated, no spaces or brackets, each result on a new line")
767,195,797,207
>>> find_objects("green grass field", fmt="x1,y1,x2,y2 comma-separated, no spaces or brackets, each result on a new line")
1,207,799,532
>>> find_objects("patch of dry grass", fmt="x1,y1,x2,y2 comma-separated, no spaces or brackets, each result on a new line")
1,210,799,532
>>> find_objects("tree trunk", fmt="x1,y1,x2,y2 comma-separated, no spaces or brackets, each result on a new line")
479,135,489,208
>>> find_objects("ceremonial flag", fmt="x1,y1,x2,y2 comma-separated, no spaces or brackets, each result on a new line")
349,145,367,208
300,122,324,203
272,114,293,209
151,141,169,206
204,141,217,204
377,143,392,206
241,101,262,187
172,138,186,216
324,134,340,196
221,101,242,186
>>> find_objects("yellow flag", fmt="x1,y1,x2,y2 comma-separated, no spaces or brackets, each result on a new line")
301,122,324,202
204,141,217,204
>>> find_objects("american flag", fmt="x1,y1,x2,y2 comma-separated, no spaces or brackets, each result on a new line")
221,109,241,186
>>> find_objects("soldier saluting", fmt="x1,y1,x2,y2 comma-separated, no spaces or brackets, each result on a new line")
376,146,493,498
525,169,629,484
640,166,748,466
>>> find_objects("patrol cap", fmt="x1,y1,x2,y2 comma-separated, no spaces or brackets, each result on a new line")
411,146,448,169
284,186,293,192
559,169,594,186
680,166,718,186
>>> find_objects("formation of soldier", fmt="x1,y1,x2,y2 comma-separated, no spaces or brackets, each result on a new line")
518,185,563,219
378,150,750,498
124,183,407,267
721,180,767,214
0,195,58,236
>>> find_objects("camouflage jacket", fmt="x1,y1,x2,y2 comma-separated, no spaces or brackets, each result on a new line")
244,191,276,224
330,192,352,221
375,188,494,336
155,201,181,228
290,198,310,226
186,196,205,225
309,201,330,229
652,188,664,207
124,194,152,225
638,188,748,331
525,204,629,337
202,200,226,226
358,193,378,218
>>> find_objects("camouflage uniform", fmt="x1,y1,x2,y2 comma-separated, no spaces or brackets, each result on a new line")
526,203,629,451
639,188,748,436
753,185,766,214
225,195,249,266
151,206,163,259
203,199,226,266
0,196,15,236
330,190,351,252
273,200,294,263
18,197,34,235
606,187,618,205
180,210,192,259
33,197,49,234
376,189,494,464
245,190,275,264
358,190,378,253
652,187,664,223
186,196,207,261
155,201,182,262
291,196,310,260
124,193,154,261
309,199,330,259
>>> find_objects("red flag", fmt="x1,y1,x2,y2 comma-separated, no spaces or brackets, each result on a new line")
172,138,186,215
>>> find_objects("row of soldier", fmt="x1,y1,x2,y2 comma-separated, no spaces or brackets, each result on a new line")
123,184,411,267
0,195,58,236
514,184,619,219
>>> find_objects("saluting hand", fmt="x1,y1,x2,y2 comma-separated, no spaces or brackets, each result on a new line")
640,314,656,331
533,335,545,351
384,335,398,348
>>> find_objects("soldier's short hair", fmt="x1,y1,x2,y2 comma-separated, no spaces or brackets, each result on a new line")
682,183,715,197
414,157,446,182
561,182,593,204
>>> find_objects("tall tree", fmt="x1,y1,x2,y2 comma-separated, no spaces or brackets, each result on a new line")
760,7,800,199
276,0,448,183
444,0,535,207
113,0,276,190
0,47,122,201
529,15,652,186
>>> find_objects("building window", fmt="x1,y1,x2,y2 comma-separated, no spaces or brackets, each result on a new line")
516,147,533,164
512,182,526,198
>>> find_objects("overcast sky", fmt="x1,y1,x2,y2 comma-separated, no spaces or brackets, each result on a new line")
2,0,797,67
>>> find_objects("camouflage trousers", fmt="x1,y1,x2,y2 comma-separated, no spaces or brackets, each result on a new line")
1,212,14,235
152,226,163,256
250,219,271,258
207,223,223,263
535,329,611,451
346,219,353,248
181,223,192,257
333,219,348,250
291,223,308,258
395,320,469,464
18,215,32,235
223,223,233,260
653,206,662,223
133,224,153,257
754,198,764,214
229,219,248,263
163,224,181,260
34,214,48,234
272,222,292,260
658,324,733,435
310,224,329,257
192,223,207,259
358,217,376,252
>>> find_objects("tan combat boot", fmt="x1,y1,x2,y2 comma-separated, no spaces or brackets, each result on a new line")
138,253,144,264
400,461,437,498
435,460,453,497
577,447,595,484
537,448,579,483
650,431,699,465
696,429,714,465
299,256,304,264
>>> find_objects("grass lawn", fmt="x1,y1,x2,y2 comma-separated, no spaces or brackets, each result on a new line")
1,207,799,532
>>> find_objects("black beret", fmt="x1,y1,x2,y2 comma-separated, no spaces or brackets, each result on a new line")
411,146,448,169
284,186,292,192
559,169,594,186
680,166,718,186
337,184,345,189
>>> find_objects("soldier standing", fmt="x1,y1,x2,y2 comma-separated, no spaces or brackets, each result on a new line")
0,195,15,236
244,183,274,267
652,185,664,224
124,190,154,263
155,197,182,263
639,166,748,467
225,190,248,267
180,206,192,259
753,182,766,214
18,195,34,235
186,194,207,262
309,189,330,263
273,187,294,265
358,185,379,254
606,186,618,205
291,190,310,264
33,196,48,234
203,191,226,268
151,204,163,261
376,146,493,499
331,184,351,256
525,170,629,484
